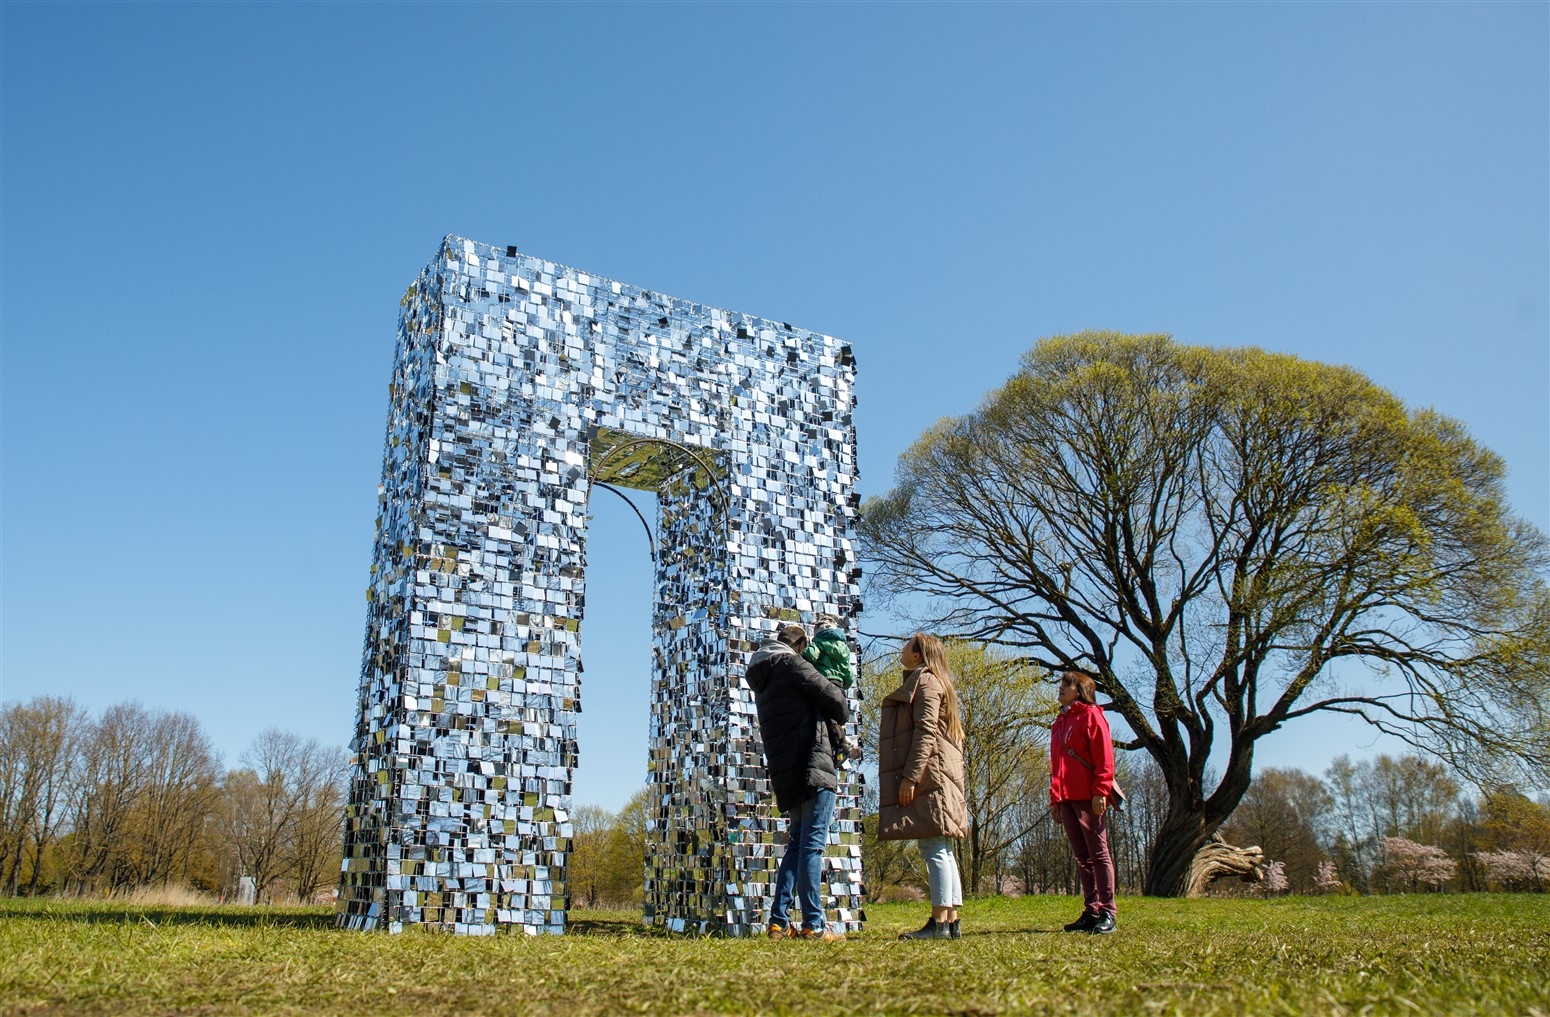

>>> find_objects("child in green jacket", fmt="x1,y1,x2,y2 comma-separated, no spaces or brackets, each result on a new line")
805,615,860,766
804,614,856,688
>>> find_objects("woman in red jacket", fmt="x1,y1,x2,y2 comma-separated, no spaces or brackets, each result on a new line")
1049,671,1117,934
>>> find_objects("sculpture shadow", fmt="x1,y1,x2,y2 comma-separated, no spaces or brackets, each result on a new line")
565,915,658,938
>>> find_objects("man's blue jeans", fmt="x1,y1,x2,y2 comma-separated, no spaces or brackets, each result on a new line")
768,787,836,932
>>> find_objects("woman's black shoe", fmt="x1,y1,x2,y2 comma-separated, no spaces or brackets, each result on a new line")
898,917,947,940
948,919,961,939
1063,911,1098,932
1088,912,1116,934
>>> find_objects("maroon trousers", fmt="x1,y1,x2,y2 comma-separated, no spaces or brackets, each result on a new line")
1057,800,1117,916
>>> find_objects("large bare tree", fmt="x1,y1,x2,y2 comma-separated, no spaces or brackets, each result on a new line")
131,711,221,888
65,702,155,893
860,332,1550,895
216,729,345,902
0,697,86,895
286,753,346,903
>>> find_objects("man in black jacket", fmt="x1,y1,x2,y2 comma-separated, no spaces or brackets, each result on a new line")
746,622,849,941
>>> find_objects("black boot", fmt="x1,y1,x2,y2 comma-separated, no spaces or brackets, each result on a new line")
1088,911,1116,935
898,917,947,940
1063,910,1098,932
948,919,961,939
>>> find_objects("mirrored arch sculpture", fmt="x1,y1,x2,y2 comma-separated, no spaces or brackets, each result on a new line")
337,236,864,935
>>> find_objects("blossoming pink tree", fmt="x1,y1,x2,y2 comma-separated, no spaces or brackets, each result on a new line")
1379,837,1457,892
1473,849,1550,891
1261,860,1289,896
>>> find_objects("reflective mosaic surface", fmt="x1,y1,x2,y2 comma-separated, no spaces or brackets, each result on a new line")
338,237,863,935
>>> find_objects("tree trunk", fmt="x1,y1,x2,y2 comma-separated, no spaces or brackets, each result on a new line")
0,838,17,895
969,823,983,893
5,830,28,895
25,833,44,896
1143,808,1214,896
1142,739,1257,896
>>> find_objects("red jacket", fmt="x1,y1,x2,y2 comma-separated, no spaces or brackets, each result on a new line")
1049,701,1114,803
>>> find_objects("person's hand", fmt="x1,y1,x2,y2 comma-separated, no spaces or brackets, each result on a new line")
1050,800,1061,820
1092,795,1108,818
898,778,917,806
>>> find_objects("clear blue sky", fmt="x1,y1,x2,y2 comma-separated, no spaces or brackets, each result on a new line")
3,3,1545,811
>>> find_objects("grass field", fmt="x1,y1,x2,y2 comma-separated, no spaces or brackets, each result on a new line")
3,894,1547,1016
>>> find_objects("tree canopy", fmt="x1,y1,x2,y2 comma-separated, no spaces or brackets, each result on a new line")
860,332,1550,894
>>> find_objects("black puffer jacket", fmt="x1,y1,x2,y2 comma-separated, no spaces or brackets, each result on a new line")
745,640,850,814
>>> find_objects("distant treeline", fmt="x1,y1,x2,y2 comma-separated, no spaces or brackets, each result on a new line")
6,690,1545,907
973,751,1550,899
1,696,345,903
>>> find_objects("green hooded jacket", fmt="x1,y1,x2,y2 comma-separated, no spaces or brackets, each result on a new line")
803,627,855,688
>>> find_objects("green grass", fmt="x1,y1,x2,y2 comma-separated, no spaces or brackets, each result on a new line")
2,895,1547,1016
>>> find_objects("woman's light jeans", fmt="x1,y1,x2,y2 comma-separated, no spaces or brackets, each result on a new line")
918,836,963,907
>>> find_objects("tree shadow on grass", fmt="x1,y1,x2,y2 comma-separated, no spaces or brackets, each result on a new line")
11,905,693,937
1,903,336,929
566,911,751,939
11,903,1078,938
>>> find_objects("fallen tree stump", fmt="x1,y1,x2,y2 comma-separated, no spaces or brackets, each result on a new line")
1186,834,1266,897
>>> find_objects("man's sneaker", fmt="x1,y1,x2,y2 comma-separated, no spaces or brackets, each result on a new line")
1063,911,1099,932
1088,912,1116,935
798,926,846,942
898,917,948,940
948,919,961,940
767,922,796,940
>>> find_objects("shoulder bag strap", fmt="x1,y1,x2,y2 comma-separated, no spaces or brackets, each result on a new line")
1062,724,1122,801
1060,724,1097,772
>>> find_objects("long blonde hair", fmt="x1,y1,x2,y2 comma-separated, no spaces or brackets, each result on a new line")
908,632,965,744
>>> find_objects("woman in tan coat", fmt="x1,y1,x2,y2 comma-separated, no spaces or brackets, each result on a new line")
878,632,969,940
